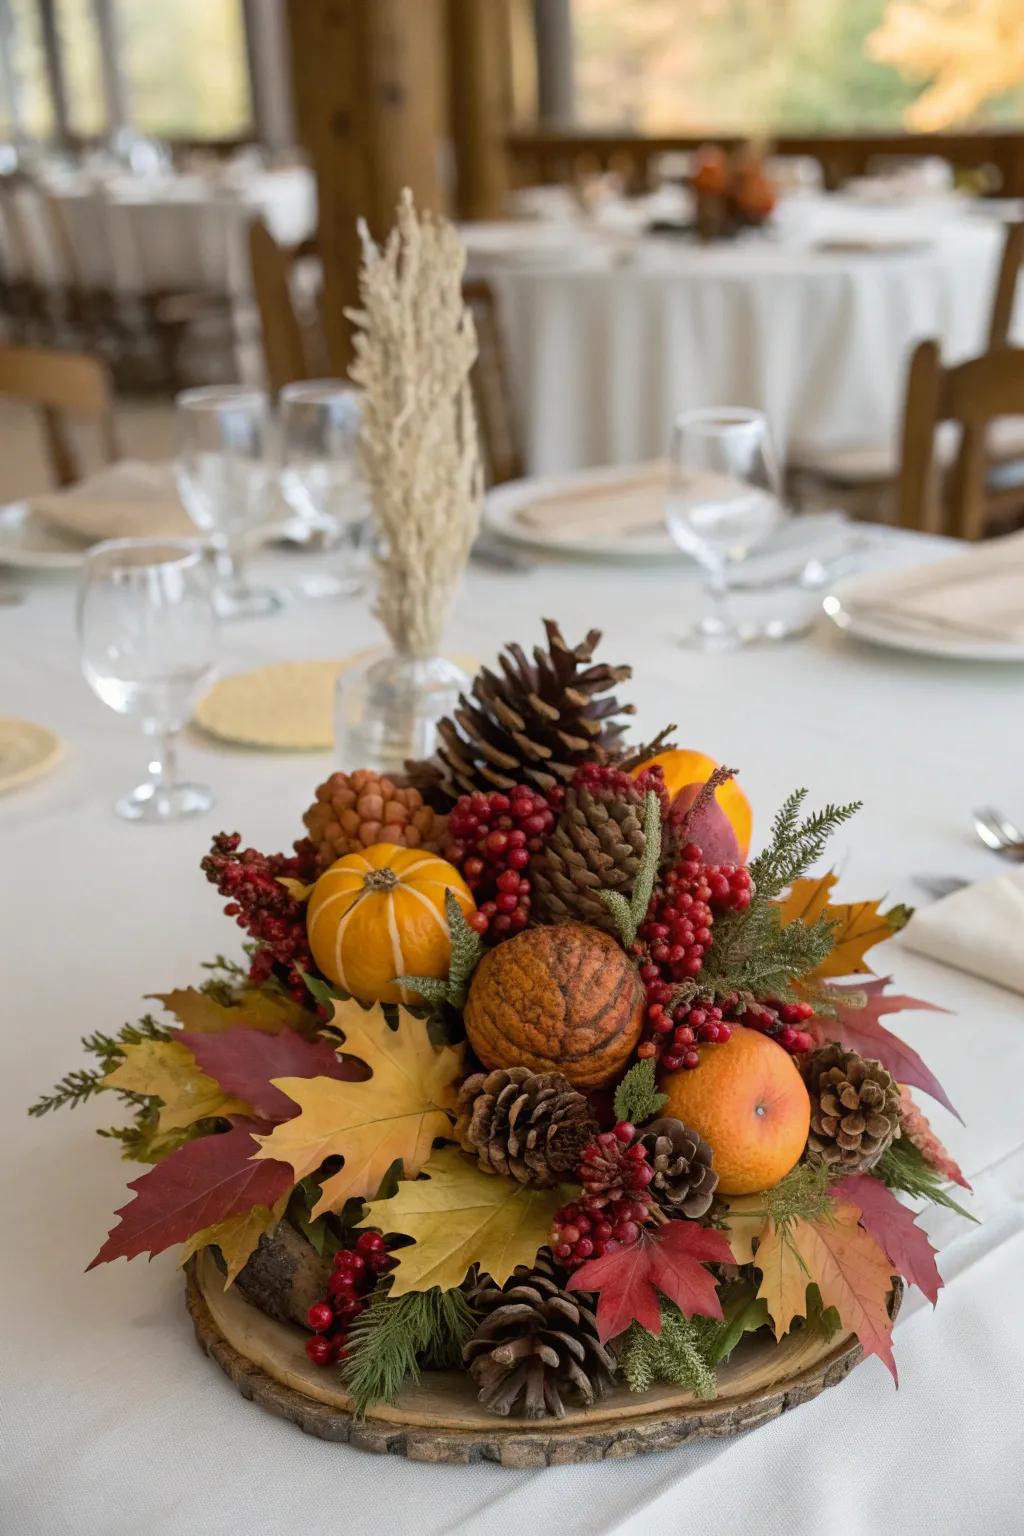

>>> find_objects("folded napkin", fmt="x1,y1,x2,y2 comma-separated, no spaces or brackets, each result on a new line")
838,529,1024,644
516,462,669,540
31,461,194,544
902,868,1024,995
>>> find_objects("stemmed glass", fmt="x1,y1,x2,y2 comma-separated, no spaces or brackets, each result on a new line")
175,386,278,619
77,538,218,822
278,380,369,597
666,408,788,648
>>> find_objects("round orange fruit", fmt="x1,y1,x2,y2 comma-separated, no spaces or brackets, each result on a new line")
659,1027,810,1195
306,843,475,1005
631,748,752,858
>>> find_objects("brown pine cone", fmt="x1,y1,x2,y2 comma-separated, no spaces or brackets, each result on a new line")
803,1043,901,1173
404,620,639,807
636,1117,719,1218
456,1067,597,1187
465,1252,616,1418
302,769,446,869
530,780,646,934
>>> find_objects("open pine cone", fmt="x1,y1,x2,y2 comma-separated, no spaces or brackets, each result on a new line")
636,1117,719,1218
465,1252,616,1418
404,621,639,807
456,1067,597,1187
803,1043,901,1173
530,778,645,933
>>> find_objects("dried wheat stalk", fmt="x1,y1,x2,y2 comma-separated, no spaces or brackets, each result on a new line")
346,190,482,659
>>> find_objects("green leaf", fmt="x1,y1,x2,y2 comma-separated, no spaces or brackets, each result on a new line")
804,1283,842,1343
341,1284,477,1416
613,1059,668,1127
296,968,351,1010
710,1282,771,1364
600,789,661,949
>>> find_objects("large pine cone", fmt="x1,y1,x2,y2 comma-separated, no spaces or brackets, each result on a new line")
530,780,645,933
404,620,638,807
456,1067,597,1187
637,1117,719,1218
465,1253,616,1418
803,1044,901,1173
303,769,445,869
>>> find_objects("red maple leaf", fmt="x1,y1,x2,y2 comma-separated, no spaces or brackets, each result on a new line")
88,1118,294,1269
567,1221,733,1343
832,1174,943,1305
812,977,959,1121
179,1024,360,1122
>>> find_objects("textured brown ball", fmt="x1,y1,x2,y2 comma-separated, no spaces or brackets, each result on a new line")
463,922,644,1089
302,769,446,869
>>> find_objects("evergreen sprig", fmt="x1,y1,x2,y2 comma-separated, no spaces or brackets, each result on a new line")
749,789,862,901
600,790,662,949
341,1285,477,1415
620,1300,722,1398
613,1059,667,1127
873,1139,976,1222
698,902,836,1002
28,1014,171,1117
395,890,485,1010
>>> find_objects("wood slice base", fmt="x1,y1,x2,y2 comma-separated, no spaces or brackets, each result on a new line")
185,1253,902,1466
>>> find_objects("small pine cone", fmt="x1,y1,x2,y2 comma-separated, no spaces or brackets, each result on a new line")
636,1117,719,1218
578,1130,653,1206
456,1067,597,1187
465,1252,616,1418
803,1044,902,1173
530,781,645,933
302,769,446,869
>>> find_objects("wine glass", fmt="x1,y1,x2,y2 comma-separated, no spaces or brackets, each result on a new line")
175,385,278,619
666,407,788,648
278,380,369,597
77,538,218,822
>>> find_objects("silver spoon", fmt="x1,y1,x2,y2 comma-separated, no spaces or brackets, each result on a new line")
973,806,1024,860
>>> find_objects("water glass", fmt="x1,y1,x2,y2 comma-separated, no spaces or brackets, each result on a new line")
77,538,218,822
279,380,369,597
666,407,787,648
175,385,278,619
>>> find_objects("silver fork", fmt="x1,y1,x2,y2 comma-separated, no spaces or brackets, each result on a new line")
973,807,1024,861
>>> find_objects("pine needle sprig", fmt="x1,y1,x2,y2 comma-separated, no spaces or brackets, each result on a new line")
620,1301,722,1399
873,1140,976,1222
600,790,662,948
395,890,485,1010
341,1285,477,1416
28,1015,171,1117
749,791,862,900
698,902,835,1002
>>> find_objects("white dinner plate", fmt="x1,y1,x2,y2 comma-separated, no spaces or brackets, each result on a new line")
823,579,1024,663
0,500,295,572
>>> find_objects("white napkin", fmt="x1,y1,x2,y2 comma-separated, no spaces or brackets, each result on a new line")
902,867,1024,995
516,462,669,539
837,529,1024,643
31,461,194,544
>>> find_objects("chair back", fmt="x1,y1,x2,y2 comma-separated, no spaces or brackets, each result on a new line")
462,277,523,486
248,216,311,395
987,221,1024,350
897,339,1024,539
0,343,116,485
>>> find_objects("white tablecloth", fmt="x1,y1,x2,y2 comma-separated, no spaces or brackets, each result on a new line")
2,523,1023,1534
465,196,1015,475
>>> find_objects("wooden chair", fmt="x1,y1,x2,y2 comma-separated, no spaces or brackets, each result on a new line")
896,340,1024,538
248,217,319,396
0,343,117,486
462,276,523,486
987,220,1024,350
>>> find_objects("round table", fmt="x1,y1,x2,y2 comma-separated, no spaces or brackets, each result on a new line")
465,195,1014,475
1,512,1022,1534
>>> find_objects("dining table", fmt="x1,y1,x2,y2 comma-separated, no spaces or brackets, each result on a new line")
2,515,1023,1535
464,192,1023,477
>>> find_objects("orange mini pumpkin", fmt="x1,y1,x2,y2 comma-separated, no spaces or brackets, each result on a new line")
306,843,475,1005
464,922,644,1090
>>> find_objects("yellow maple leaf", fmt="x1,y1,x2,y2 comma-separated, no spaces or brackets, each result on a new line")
252,1000,463,1216
364,1148,569,1296
778,874,904,979
719,1194,769,1266
753,1221,812,1339
105,1040,250,1132
149,987,310,1036
180,1196,288,1287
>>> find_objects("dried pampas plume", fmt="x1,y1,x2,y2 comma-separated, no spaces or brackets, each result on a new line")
346,189,483,660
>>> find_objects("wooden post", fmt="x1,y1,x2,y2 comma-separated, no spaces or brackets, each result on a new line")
286,0,445,373
447,0,511,221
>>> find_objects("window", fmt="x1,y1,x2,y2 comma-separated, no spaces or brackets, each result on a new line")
6,0,54,139
56,0,105,136
116,0,252,140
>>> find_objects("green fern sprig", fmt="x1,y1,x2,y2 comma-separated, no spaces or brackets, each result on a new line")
620,1301,722,1398
341,1285,477,1415
749,790,862,900
29,1014,171,1118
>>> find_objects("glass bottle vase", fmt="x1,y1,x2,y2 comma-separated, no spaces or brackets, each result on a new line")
334,647,469,774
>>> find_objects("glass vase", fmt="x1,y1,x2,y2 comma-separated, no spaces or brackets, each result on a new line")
334,647,470,774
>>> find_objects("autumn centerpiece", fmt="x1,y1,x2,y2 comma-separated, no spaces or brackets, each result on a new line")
33,620,970,1453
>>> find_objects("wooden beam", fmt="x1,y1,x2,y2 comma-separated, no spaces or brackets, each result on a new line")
447,0,511,221
286,0,444,372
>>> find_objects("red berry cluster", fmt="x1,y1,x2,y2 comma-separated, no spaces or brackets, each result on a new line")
737,998,816,1055
304,1230,396,1368
551,1122,655,1269
202,833,318,1001
443,786,560,938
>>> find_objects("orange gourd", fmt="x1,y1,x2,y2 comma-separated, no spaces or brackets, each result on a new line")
306,843,475,1005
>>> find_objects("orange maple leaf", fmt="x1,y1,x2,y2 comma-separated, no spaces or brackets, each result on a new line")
790,1204,898,1381
777,874,908,979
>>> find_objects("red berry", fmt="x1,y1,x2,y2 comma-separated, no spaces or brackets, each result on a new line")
613,1121,635,1143
305,1335,334,1367
307,1301,334,1333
